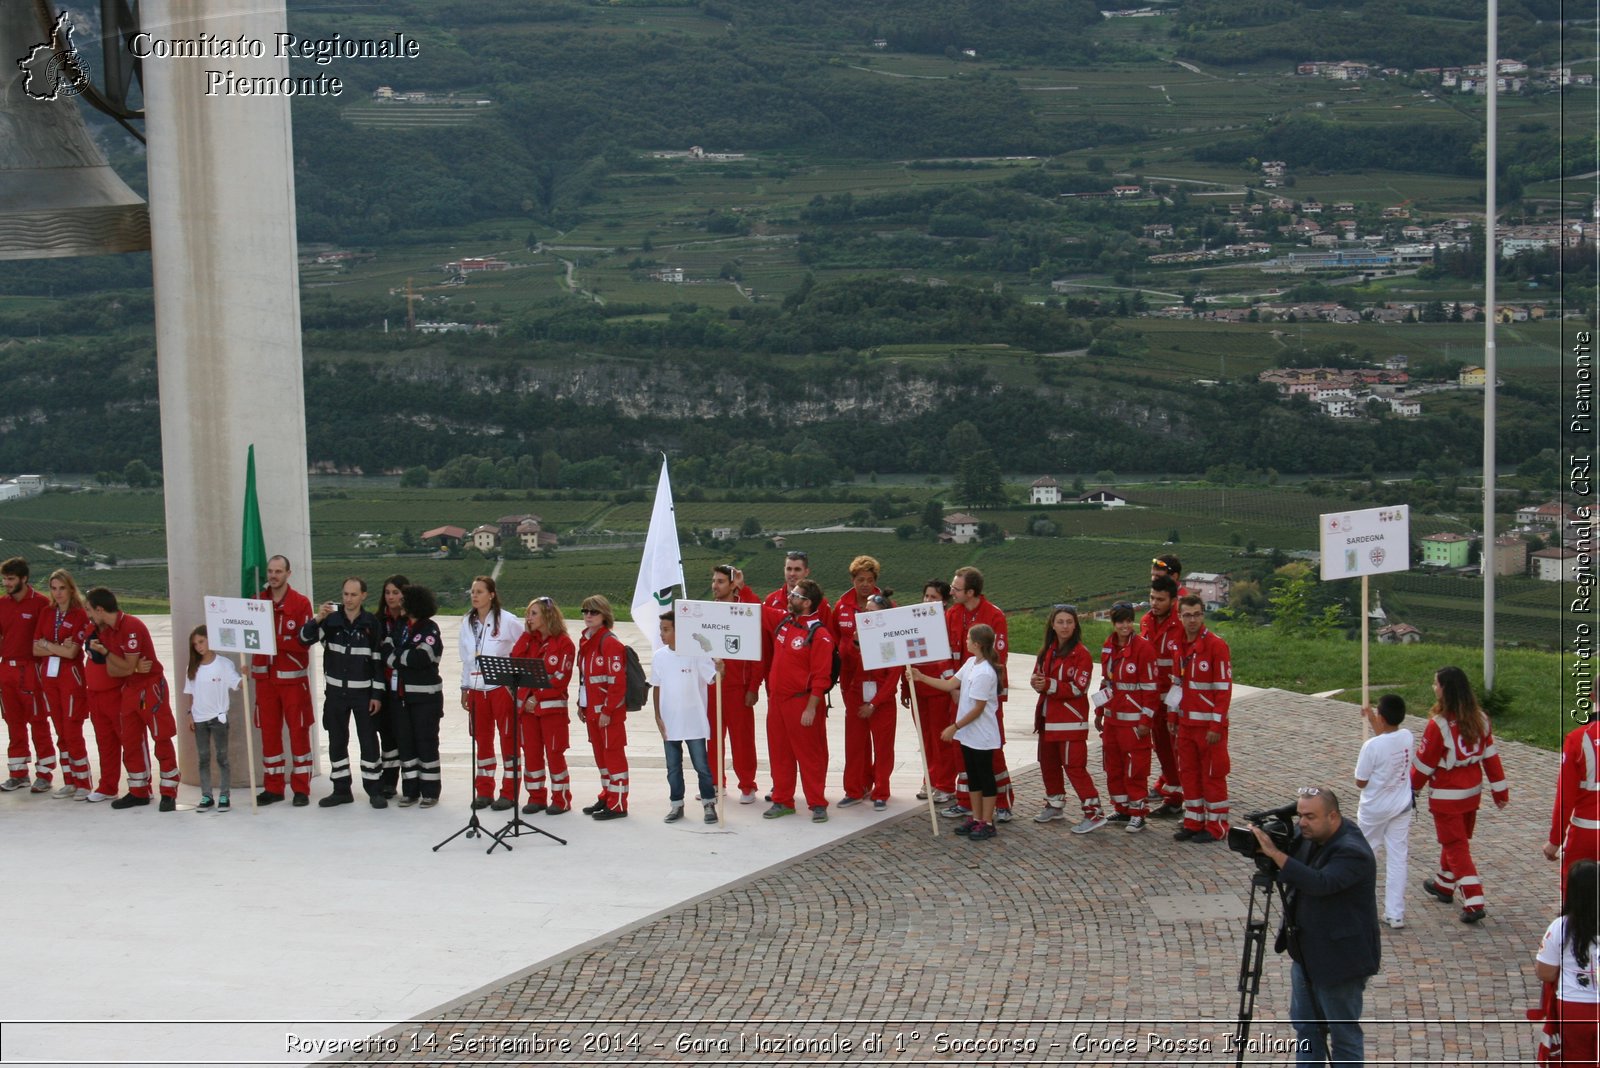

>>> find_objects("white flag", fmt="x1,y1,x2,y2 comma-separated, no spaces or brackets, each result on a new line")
631,456,686,648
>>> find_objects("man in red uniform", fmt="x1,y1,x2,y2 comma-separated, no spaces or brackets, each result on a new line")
577,594,631,819
763,550,833,626
81,607,124,802
1140,576,1185,816
1169,595,1233,843
1097,603,1159,830
86,588,178,811
707,565,762,804
253,555,316,806
834,555,883,807
1152,553,1187,595
762,579,834,822
942,567,1014,822
1547,700,1600,892
0,557,52,792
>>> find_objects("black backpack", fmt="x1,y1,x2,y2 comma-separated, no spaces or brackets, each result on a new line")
621,643,649,712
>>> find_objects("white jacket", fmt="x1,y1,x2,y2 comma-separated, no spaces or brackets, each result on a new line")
458,609,526,691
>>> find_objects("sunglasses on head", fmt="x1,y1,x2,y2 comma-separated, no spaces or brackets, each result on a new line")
785,551,809,561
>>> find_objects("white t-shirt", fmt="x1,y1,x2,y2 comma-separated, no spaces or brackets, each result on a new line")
1538,915,1600,1003
184,656,242,724
1355,728,1415,822
651,646,717,741
953,658,1001,750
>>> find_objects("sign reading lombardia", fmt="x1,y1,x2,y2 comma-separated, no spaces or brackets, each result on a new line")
203,596,278,656
856,602,952,671
673,599,763,661
1317,505,1412,581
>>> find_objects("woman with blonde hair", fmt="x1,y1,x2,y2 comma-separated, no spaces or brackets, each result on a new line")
577,595,632,819
31,569,92,798
509,596,576,815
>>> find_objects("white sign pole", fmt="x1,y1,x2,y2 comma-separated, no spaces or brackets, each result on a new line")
906,685,939,838
716,672,725,828
241,658,259,813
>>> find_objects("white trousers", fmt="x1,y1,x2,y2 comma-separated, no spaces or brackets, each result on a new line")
1358,805,1412,921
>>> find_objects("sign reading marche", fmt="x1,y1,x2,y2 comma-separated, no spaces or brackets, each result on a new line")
203,596,277,656
1318,505,1411,580
856,602,952,671
673,599,762,661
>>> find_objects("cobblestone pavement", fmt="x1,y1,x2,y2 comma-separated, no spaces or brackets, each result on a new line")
345,688,1563,1067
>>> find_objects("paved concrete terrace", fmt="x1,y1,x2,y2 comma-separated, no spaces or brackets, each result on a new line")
3,618,1561,1066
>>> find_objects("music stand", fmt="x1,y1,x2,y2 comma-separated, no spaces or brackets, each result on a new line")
432,684,493,852
479,655,567,853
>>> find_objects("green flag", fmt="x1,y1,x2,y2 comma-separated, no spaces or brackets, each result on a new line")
241,445,268,597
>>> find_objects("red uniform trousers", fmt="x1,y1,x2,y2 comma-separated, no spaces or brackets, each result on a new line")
767,695,829,810
468,687,516,800
37,673,90,791
1176,725,1230,838
584,710,629,812
1038,729,1102,817
120,679,177,799
1561,826,1600,895
519,704,570,808
956,712,1013,812
1102,723,1153,817
0,661,51,782
1428,806,1485,908
841,699,897,803
256,677,314,796
706,684,758,796
1539,997,1600,1065
1148,713,1183,805
912,690,958,795
85,688,122,795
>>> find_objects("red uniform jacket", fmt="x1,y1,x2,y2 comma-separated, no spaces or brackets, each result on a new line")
1139,608,1184,692
33,604,90,686
857,663,904,717
1411,714,1509,814
1099,633,1159,726
766,608,835,703
1551,720,1600,846
947,596,1008,704
0,585,48,667
1035,640,1093,736
99,611,166,688
763,587,833,629
252,586,313,683
1172,627,1231,730
511,630,575,714
577,627,628,719
831,586,880,690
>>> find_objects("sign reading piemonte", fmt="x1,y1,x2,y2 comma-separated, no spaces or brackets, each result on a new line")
203,596,277,656
1318,505,1412,580
855,602,953,671
672,599,763,661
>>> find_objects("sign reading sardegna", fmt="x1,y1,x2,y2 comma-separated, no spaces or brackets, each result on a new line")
1318,505,1412,581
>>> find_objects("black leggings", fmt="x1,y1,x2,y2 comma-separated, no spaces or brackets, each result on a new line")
961,744,997,797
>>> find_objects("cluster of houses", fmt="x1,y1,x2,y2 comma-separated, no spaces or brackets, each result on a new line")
0,474,44,503
1418,501,1588,582
419,514,558,556
1254,358,1506,420
1296,58,1591,93
1027,478,1128,508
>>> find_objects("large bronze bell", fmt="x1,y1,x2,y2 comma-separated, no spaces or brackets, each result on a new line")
0,0,149,259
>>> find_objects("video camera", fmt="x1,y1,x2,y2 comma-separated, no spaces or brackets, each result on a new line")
1227,802,1300,874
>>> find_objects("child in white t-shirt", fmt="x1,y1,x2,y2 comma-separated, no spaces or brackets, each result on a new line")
651,614,719,824
912,624,1002,841
1354,693,1414,928
184,626,242,812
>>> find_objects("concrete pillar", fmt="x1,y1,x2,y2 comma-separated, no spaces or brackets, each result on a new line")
142,0,316,790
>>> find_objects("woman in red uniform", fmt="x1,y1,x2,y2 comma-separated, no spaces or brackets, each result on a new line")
32,569,91,798
1030,605,1103,833
1410,665,1510,923
510,596,576,816
840,591,902,811
902,580,958,804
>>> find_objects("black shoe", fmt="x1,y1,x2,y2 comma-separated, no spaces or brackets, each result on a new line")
1173,827,1198,841
382,787,397,799
1422,878,1455,905
591,807,628,821
292,793,310,807
472,795,492,810
1153,803,1184,818
110,794,150,809
1461,907,1487,924
1106,812,1132,823
318,792,354,808
581,800,606,815
256,790,284,806
522,802,547,815
157,796,176,812
545,803,569,816
369,795,388,809
490,797,513,811
1188,832,1216,844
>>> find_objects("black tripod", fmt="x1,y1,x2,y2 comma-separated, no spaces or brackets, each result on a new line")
1234,865,1282,1066
479,655,566,853
433,685,491,852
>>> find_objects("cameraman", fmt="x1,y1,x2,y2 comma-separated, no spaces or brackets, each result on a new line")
1250,786,1380,1067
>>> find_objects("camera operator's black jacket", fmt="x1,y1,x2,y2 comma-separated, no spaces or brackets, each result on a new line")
1274,819,1381,986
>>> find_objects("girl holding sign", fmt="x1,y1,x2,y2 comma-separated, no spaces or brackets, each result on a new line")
913,624,1002,841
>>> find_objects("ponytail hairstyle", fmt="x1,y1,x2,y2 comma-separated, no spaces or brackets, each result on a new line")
472,575,503,635
1431,665,1488,747
968,623,1001,671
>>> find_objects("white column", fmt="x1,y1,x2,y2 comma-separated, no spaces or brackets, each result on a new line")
142,0,315,789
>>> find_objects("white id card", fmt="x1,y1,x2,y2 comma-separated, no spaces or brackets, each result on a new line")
45,656,60,678
577,684,587,708
1090,688,1111,709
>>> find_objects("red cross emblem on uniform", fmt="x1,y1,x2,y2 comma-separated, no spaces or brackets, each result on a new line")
1199,660,1209,671
790,637,804,650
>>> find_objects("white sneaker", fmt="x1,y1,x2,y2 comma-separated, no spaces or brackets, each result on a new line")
739,790,757,805
994,808,1014,823
85,790,113,803
1384,916,1405,929
73,787,91,800
1072,814,1109,835
1033,805,1066,823
932,790,954,804
52,784,76,799
29,777,51,793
